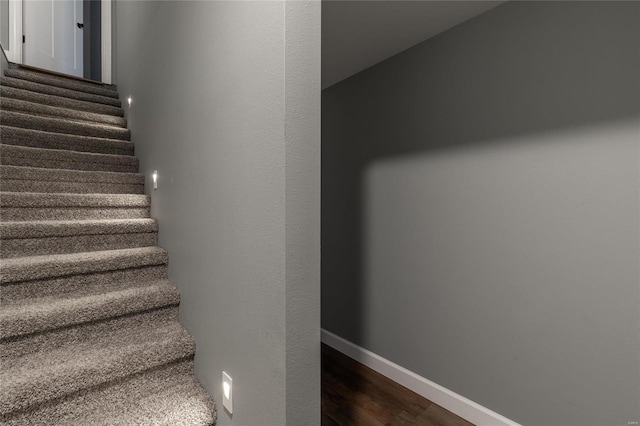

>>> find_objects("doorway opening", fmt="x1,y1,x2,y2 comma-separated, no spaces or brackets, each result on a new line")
0,0,111,83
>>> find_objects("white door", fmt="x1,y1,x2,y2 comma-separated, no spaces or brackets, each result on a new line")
23,0,83,77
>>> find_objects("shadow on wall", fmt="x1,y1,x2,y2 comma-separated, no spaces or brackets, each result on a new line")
321,2,640,425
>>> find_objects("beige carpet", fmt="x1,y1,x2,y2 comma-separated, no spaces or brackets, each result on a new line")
0,64,216,425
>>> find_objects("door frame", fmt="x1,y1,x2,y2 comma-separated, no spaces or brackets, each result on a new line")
5,0,111,83
5,0,22,63
100,0,110,83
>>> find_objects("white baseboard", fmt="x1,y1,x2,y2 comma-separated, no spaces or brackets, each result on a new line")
321,329,521,426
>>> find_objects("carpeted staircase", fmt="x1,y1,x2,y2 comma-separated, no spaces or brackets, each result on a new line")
0,64,217,425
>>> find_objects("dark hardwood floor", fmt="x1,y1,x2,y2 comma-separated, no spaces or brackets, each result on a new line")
321,344,474,426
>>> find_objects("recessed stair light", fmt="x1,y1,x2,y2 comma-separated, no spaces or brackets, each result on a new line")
222,371,233,414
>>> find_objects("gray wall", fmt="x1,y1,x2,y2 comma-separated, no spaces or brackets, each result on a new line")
0,34,8,74
114,1,320,425
322,2,640,426
284,2,321,424
0,0,8,50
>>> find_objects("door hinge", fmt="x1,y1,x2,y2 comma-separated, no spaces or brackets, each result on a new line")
22,35,25,43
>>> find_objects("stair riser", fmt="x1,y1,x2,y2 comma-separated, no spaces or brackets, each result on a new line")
1,233,158,258
0,97,127,127
1,265,167,304
1,86,124,117
1,154,139,173
0,77,122,107
5,69,120,99
0,207,151,221
1,180,144,194
0,219,157,238
0,126,134,156
1,111,131,141
1,283,180,339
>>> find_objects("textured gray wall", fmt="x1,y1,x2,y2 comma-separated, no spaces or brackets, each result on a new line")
322,2,640,425
0,0,8,49
0,36,8,73
114,2,320,425
285,2,321,425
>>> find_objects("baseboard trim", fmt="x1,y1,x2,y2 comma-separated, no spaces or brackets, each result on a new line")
321,329,521,426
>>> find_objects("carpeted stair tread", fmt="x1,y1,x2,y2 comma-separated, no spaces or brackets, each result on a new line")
8,63,118,92
0,246,168,284
0,218,157,239
1,359,216,426
4,68,120,99
1,165,145,194
1,307,178,360
0,86,124,117
0,76,122,107
0,192,150,208
1,234,157,258
0,97,127,127
0,279,180,339
1,110,131,140
1,182,144,195
1,144,138,173
1,165,143,183
0,320,195,415
0,192,151,221
0,218,159,258
0,126,134,156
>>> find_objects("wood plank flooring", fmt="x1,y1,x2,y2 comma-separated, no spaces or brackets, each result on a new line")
321,343,474,426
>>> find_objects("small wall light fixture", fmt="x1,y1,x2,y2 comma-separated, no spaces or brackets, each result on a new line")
222,371,233,414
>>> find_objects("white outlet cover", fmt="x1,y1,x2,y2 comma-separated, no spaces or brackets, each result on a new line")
222,371,233,414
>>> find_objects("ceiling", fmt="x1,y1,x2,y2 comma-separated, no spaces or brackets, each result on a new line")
322,0,506,89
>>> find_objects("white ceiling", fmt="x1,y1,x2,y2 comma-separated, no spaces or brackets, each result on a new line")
322,1,506,89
